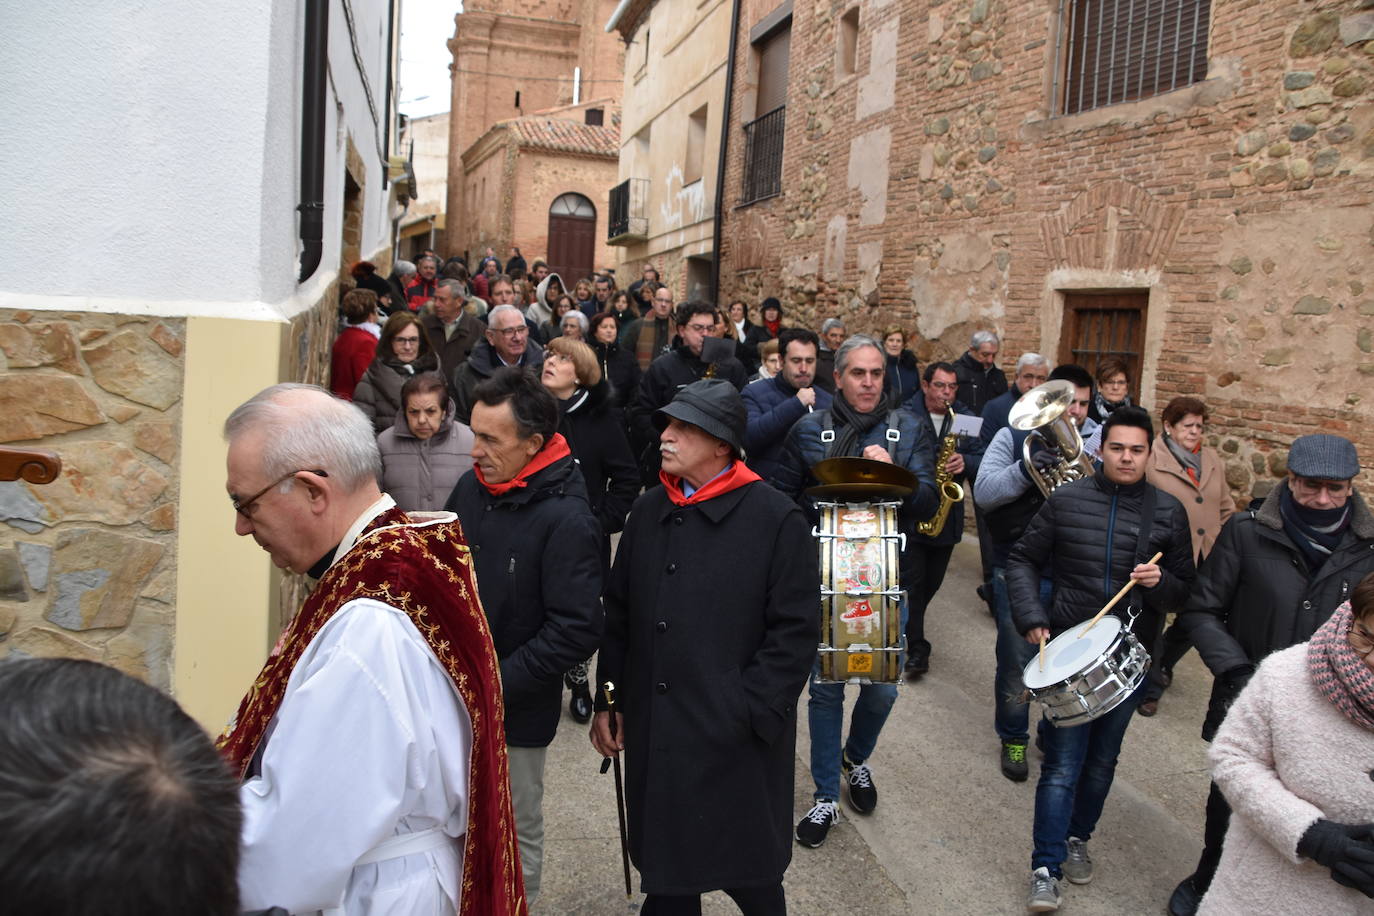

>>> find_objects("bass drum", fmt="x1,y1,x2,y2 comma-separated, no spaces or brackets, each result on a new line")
815,500,905,684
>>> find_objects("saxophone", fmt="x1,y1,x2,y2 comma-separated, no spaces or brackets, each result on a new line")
916,408,965,537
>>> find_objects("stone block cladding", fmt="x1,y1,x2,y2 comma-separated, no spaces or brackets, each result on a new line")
717,0,1374,504
0,313,185,687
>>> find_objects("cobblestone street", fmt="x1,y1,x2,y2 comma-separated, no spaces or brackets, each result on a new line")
535,540,1211,915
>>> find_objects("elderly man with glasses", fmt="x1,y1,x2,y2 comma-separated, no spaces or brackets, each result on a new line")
220,384,524,914
452,303,546,424
1164,433,1374,916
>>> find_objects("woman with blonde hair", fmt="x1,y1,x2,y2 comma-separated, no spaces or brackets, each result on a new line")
540,336,638,722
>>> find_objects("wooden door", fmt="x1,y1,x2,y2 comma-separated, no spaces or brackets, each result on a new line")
547,193,596,282
1058,291,1148,402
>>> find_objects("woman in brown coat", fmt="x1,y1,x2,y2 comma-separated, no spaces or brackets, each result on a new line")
1140,396,1236,716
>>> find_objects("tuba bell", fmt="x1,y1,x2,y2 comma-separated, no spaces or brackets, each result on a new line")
1008,379,1095,498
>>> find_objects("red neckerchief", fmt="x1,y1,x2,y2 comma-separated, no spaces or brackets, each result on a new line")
474,434,571,496
764,318,781,336
659,461,761,507
1184,443,1201,486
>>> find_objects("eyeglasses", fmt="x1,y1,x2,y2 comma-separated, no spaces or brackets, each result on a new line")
684,323,715,335
232,469,327,519
394,335,421,346
1350,620,1374,657
927,381,958,391
1292,477,1353,499
491,325,529,339
1100,376,1129,389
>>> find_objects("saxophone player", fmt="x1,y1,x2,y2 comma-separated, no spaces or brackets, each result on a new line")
899,362,985,678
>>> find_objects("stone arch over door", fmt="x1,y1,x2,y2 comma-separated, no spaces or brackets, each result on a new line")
547,192,596,283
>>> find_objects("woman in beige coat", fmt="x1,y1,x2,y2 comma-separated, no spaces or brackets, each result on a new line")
1140,396,1236,716
1198,577,1374,914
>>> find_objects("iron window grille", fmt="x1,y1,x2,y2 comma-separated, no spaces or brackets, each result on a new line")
741,105,786,205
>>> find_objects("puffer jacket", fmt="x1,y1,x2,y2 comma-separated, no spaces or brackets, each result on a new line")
1008,470,1195,643
1180,482,1374,739
770,400,939,531
376,402,474,512
741,373,834,483
445,452,604,747
352,351,440,435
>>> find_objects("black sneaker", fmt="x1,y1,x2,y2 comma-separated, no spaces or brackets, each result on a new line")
795,800,838,848
842,753,877,814
1167,875,1203,916
1000,740,1029,782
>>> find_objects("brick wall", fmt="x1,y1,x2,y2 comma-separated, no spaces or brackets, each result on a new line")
718,0,1374,502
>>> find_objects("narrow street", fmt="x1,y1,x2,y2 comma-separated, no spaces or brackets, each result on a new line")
535,540,1211,914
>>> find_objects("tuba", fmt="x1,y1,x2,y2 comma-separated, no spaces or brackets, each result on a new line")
1008,379,1095,498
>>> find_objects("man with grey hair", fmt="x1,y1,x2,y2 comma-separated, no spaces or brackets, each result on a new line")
404,254,440,310
452,303,545,423
773,335,937,847
219,384,524,914
953,329,1008,415
814,317,847,395
421,278,484,394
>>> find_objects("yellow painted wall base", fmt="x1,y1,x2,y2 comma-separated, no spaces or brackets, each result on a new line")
174,316,285,732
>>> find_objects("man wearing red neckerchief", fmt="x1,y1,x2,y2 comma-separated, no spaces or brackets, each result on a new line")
592,379,818,914
445,367,604,906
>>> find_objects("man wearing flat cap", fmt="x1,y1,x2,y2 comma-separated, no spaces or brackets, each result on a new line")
1165,433,1374,916
592,378,819,914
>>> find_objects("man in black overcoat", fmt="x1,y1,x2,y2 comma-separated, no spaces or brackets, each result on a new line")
592,379,818,914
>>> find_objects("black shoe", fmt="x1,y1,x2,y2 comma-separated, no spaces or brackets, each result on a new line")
795,800,838,848
904,652,930,678
1167,876,1202,916
1137,699,1160,717
569,682,592,724
842,752,877,814
1000,740,1029,782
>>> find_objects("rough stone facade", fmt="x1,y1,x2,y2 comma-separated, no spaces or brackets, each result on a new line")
0,312,185,687
718,0,1374,503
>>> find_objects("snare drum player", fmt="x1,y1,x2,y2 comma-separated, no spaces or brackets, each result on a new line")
592,379,818,913
772,335,938,847
1008,406,1194,912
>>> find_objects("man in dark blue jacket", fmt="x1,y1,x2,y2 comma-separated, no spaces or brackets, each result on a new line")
742,327,832,481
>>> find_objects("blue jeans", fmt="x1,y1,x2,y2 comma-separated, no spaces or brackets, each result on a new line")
992,568,1048,743
808,601,907,802
1031,681,1145,875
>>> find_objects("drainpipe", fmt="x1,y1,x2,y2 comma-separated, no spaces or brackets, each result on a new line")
298,0,328,283
709,0,742,304
382,0,395,191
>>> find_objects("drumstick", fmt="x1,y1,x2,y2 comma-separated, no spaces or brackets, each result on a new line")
1038,633,1047,671
1079,551,1164,637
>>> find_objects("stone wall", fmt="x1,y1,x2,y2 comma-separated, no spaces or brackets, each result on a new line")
0,312,184,688
718,0,1374,504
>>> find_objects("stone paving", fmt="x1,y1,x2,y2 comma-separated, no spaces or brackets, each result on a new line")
534,540,1213,914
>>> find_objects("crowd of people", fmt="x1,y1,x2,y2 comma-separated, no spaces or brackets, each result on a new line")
5,253,1372,916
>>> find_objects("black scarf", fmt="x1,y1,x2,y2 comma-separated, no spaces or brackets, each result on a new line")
1278,482,1351,570
827,393,893,459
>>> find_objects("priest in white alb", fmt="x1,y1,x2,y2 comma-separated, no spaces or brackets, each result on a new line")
218,383,525,915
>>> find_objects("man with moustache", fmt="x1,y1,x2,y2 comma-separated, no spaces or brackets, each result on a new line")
593,379,817,914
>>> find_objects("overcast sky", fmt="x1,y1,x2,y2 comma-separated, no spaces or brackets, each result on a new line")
399,0,460,119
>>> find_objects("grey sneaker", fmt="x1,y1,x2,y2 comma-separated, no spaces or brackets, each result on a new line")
1027,867,1061,912
1063,836,1093,885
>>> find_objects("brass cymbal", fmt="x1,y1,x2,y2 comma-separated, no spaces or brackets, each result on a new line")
809,456,918,491
806,481,912,499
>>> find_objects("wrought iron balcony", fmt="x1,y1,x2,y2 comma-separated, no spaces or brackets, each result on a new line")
741,105,785,205
607,178,649,244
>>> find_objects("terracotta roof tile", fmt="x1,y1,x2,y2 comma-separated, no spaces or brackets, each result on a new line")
508,117,619,156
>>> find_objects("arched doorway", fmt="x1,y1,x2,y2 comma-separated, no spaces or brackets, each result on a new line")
546,193,596,283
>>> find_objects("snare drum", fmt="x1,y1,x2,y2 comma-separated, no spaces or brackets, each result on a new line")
1022,616,1149,727
815,500,905,683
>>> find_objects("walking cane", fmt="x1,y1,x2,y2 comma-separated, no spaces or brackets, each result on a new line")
600,681,635,910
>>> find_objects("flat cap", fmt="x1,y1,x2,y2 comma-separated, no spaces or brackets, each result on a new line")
1288,434,1359,480
654,378,746,455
